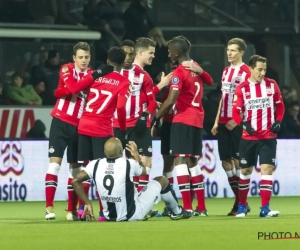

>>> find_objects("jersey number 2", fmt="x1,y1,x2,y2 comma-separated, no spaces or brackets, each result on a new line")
191,82,200,107
103,175,114,195
85,88,112,114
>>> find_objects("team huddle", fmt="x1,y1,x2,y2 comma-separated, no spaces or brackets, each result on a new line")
44,36,284,222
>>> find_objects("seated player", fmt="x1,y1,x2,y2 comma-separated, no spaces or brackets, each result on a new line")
72,138,192,221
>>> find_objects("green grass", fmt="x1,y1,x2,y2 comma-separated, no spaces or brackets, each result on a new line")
1,197,300,250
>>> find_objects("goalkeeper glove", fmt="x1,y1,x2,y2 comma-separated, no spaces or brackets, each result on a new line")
91,65,113,80
241,121,254,136
271,121,281,133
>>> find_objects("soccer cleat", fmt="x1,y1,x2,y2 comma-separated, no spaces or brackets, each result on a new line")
229,203,250,216
235,203,248,217
77,209,85,221
259,206,280,217
98,216,107,222
228,206,238,216
45,206,56,220
247,204,251,213
161,206,172,217
193,209,208,216
142,209,158,221
98,211,107,222
66,211,80,221
170,206,192,220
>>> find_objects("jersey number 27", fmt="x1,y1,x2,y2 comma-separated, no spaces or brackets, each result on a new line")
85,88,112,114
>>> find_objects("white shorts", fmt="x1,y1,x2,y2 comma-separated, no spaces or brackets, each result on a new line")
129,180,161,221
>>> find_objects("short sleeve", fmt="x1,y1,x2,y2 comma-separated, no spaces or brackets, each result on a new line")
128,159,143,176
170,68,184,91
83,159,99,179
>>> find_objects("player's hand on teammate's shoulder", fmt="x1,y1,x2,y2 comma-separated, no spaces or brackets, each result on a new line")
225,119,237,131
91,65,114,80
211,123,218,136
160,72,173,87
156,101,162,109
182,61,203,75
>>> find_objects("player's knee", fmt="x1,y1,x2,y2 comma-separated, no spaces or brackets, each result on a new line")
174,157,185,166
186,157,197,167
233,159,240,169
222,159,233,170
49,157,62,165
47,162,61,175
141,156,152,168
69,163,81,169
163,155,174,172
241,167,253,175
261,164,273,175
153,176,168,190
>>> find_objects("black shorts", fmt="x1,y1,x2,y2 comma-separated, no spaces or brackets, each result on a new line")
160,120,172,155
239,138,277,168
170,123,202,157
48,117,78,163
113,127,126,148
78,134,111,161
125,127,152,157
217,124,242,160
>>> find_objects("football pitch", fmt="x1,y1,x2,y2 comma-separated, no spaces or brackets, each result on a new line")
0,197,299,250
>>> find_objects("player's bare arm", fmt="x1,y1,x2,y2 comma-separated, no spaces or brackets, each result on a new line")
72,171,91,205
211,99,222,135
156,89,179,119
64,65,113,95
72,171,94,220
182,61,213,85
126,141,147,175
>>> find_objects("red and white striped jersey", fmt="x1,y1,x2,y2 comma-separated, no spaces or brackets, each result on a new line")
233,78,285,140
50,63,92,126
113,64,156,128
219,63,250,123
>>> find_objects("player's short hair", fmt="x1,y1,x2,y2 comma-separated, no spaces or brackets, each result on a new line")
107,46,126,65
121,39,135,48
248,55,267,68
73,42,90,55
135,37,156,51
172,35,191,50
167,37,190,53
227,38,247,52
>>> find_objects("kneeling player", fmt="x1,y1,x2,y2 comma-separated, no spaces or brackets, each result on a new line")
72,138,192,221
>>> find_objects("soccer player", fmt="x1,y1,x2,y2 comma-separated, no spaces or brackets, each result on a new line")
72,138,192,221
45,42,110,220
232,55,284,217
211,38,251,215
156,37,213,215
121,39,136,70
113,37,171,193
